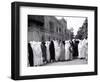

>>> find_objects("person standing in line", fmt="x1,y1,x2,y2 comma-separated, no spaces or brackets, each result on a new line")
85,41,88,61
74,39,79,59
59,41,65,61
54,40,61,62
49,40,55,62
78,40,82,59
45,41,50,63
69,40,74,60
81,39,88,60
65,40,70,61
28,42,34,66
41,41,47,64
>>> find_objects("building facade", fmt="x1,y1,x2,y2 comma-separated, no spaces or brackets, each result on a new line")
28,15,72,42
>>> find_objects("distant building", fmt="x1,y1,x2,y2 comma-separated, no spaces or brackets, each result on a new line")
28,15,72,42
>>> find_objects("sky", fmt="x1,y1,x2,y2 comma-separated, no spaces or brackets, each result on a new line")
56,16,86,35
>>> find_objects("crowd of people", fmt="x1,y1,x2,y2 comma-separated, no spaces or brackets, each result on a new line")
28,39,88,67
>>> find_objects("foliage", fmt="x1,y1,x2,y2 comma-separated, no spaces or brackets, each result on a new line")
75,18,88,40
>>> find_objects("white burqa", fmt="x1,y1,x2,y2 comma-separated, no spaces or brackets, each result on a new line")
54,41,61,61
45,41,50,62
65,41,70,60
78,39,88,59
30,41,43,66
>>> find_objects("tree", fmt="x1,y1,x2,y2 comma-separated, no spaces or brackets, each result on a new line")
75,18,88,40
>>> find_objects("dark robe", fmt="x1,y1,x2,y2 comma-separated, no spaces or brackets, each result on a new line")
75,40,79,56
28,43,34,66
69,40,74,59
73,40,79,59
49,41,55,61
41,41,47,63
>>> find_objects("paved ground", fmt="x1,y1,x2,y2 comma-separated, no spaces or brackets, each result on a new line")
43,59,87,66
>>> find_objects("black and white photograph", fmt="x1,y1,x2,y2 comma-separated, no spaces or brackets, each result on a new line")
28,15,88,67
11,2,97,80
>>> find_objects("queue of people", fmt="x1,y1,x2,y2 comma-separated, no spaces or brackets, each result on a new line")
28,39,88,67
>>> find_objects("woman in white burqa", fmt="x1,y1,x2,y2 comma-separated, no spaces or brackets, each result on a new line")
78,39,88,60
30,41,43,66
54,40,61,61
65,40,71,60
45,41,50,63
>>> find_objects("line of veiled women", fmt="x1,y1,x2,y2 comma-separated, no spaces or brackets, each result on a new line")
28,39,88,66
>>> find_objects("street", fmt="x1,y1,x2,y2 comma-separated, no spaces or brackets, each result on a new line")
44,59,87,66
